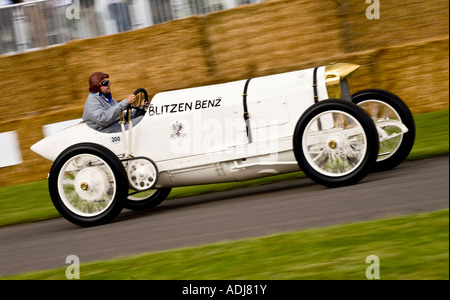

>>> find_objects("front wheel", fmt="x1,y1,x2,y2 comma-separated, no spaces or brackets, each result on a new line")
352,89,415,171
48,143,128,227
293,100,379,188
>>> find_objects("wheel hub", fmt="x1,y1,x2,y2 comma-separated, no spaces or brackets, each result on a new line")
328,140,337,149
127,159,158,191
327,134,344,151
74,167,108,202
80,182,89,191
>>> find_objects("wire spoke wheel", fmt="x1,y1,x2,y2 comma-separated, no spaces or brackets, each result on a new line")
294,100,379,187
58,154,116,217
49,143,128,227
352,89,415,171
358,100,403,162
302,110,367,177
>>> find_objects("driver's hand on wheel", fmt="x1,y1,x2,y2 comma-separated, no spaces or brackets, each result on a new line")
126,94,136,105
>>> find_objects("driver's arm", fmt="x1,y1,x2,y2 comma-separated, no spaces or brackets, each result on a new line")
84,94,129,127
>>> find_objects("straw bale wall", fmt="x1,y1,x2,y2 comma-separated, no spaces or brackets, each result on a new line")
0,0,448,186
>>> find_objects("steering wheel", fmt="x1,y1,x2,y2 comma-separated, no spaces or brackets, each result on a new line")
128,88,149,118
132,88,149,109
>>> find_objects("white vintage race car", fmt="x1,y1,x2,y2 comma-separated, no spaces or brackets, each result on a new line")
31,63,415,226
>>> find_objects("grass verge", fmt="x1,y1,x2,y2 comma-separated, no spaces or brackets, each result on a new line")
2,209,448,280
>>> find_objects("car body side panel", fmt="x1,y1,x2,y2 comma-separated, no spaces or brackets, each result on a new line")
133,79,248,162
31,66,329,187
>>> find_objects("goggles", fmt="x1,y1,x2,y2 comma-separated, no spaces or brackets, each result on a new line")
100,80,111,86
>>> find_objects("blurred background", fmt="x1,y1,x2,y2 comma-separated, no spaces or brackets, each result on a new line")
0,0,263,55
0,0,448,186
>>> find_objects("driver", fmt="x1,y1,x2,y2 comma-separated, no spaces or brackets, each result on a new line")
82,72,145,133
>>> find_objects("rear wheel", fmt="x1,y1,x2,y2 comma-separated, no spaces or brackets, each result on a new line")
48,143,128,227
293,100,379,187
352,89,415,171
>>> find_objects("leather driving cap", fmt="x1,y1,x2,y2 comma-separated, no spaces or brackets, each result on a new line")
89,72,109,93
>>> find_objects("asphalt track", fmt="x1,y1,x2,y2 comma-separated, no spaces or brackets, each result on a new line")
0,156,448,276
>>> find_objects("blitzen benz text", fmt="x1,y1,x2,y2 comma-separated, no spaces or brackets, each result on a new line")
149,98,222,116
